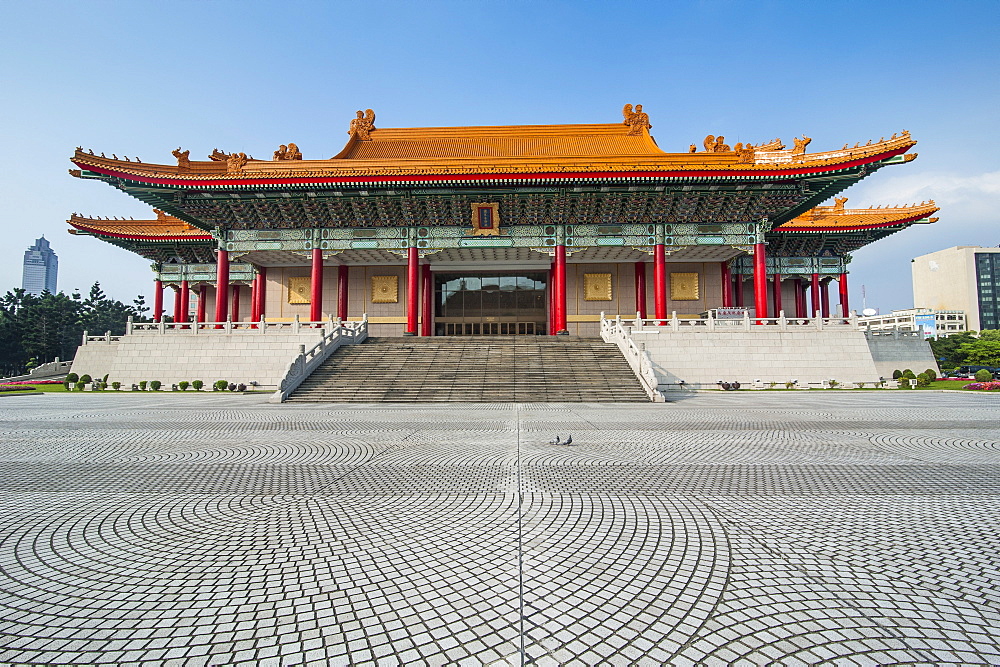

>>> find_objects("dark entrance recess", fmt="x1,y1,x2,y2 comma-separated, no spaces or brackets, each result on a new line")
435,272,548,335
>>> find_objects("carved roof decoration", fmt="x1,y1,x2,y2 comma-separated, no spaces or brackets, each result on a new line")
776,199,940,233
68,108,917,185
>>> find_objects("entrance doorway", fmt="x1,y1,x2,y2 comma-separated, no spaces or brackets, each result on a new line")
434,272,548,335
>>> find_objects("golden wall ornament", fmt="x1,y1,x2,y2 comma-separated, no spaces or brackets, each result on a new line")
583,273,613,301
287,276,311,304
622,104,652,135
371,275,398,303
670,273,700,301
470,203,501,236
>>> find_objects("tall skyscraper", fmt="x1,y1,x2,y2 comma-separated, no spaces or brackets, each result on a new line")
22,236,58,296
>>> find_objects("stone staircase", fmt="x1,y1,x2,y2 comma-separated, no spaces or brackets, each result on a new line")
286,336,650,402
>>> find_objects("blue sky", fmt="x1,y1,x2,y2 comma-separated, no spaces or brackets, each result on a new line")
2,0,997,313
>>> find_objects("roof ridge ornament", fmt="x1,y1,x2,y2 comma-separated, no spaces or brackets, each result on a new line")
273,143,303,161
622,104,651,135
172,148,190,172
349,109,376,140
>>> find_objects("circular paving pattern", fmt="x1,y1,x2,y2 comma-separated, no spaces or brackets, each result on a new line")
0,391,998,665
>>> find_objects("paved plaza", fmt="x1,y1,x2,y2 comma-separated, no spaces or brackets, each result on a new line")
1,391,999,666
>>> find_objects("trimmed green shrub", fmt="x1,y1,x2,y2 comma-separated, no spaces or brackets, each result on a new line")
916,372,931,387
974,369,993,382
901,369,916,380
192,380,204,391
80,374,92,384
66,373,79,384
214,380,228,391
138,380,147,391
102,374,110,384
923,368,937,381
111,381,121,391
178,381,189,391
150,380,161,391
891,369,902,379
75,381,86,391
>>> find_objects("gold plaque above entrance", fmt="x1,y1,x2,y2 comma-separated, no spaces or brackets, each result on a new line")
470,203,500,236
287,276,310,304
371,275,399,303
583,273,612,301
670,272,699,300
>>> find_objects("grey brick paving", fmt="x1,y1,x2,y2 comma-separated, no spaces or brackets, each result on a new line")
1,392,999,665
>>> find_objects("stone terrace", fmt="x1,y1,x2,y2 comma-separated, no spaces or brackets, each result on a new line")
1,392,999,665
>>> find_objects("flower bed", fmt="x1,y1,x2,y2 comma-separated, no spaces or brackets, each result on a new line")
0,379,64,385
962,381,1000,391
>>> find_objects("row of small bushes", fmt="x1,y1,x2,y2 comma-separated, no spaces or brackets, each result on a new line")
0,385,36,392
890,368,939,389
67,376,248,392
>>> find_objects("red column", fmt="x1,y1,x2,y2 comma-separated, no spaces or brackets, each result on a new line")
249,278,258,322
405,247,419,335
793,278,806,318
421,264,433,336
554,245,568,333
549,261,556,335
771,274,782,315
753,243,768,320
810,273,821,317
634,262,647,318
179,280,190,324
196,285,207,323
839,273,850,317
257,267,267,320
820,280,830,318
172,286,181,323
653,244,666,322
214,249,230,325
231,285,241,322
337,265,349,321
310,248,324,322
720,262,732,308
734,274,744,307
153,280,163,322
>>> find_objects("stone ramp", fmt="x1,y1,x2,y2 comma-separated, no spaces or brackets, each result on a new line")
287,336,650,402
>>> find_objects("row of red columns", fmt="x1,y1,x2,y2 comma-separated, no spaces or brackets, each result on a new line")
717,265,850,318
154,246,851,328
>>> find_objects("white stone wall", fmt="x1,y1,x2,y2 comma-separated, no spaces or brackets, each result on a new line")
70,332,329,388
632,328,881,387
866,334,940,379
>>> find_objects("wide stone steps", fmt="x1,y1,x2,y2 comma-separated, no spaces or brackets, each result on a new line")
287,336,650,402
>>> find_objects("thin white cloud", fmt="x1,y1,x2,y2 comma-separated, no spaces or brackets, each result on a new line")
845,170,1000,220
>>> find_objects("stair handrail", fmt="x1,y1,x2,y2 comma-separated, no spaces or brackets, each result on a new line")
600,314,663,402
269,317,369,403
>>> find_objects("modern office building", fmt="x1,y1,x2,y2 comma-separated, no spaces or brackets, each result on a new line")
21,236,58,296
912,246,1000,331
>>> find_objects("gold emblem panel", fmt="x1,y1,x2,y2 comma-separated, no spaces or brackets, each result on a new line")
583,273,613,301
371,275,399,303
670,273,700,300
287,276,311,304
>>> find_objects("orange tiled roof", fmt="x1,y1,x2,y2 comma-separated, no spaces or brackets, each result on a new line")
777,199,940,232
69,109,918,183
67,211,212,240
